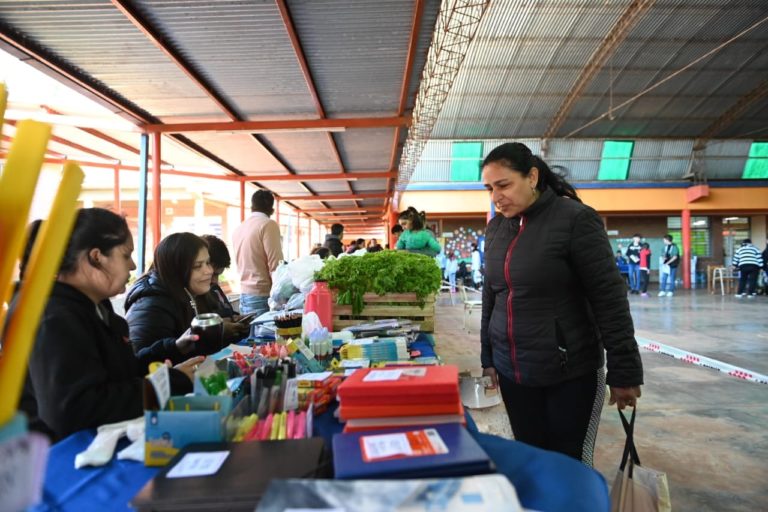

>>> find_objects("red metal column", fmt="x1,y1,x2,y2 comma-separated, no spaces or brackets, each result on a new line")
682,208,691,289
113,164,121,213
239,180,246,222
295,214,300,260
151,133,162,248
308,217,312,253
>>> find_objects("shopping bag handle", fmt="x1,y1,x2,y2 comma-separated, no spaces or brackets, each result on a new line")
618,405,641,473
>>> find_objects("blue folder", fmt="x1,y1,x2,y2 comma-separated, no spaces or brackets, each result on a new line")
332,423,495,479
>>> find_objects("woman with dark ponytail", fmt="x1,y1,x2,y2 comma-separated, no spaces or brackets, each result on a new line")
396,206,442,257
479,142,643,466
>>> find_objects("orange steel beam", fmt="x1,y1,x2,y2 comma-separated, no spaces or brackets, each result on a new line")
113,165,121,213
42,105,172,166
240,181,246,222
278,193,388,201
388,0,425,197
543,0,655,139
109,0,321,208
300,208,373,213
245,171,395,181
151,133,162,248
5,119,117,161
144,116,410,134
695,78,768,147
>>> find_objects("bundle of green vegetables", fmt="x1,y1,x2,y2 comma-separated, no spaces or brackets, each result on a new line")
315,251,442,315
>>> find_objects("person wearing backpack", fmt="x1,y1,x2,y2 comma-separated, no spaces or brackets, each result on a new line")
659,234,680,297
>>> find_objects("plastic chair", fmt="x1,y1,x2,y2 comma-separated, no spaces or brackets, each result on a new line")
459,283,482,331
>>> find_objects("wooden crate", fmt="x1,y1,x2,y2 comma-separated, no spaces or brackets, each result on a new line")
332,292,436,332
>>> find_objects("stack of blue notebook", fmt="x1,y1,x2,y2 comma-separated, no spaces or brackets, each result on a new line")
332,423,494,479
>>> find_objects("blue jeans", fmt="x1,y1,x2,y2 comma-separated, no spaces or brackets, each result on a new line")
448,272,456,291
240,294,269,317
628,263,641,291
660,267,677,292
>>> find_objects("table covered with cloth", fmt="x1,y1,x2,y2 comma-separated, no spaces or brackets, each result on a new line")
30,333,609,511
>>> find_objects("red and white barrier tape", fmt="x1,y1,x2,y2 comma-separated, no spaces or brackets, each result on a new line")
637,337,768,385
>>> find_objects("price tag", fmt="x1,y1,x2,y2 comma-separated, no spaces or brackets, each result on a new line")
360,428,448,462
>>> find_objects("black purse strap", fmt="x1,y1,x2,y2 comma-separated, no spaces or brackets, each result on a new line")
618,406,641,475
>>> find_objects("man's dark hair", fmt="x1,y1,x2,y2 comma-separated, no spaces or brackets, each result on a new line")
330,223,344,236
391,224,403,235
663,234,674,242
633,233,642,238
200,234,231,270
743,238,752,245
251,190,275,214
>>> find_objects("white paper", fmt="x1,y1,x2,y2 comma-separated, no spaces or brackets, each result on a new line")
0,432,50,511
283,378,299,411
298,371,332,382
363,369,403,382
147,364,171,410
361,433,413,460
165,451,230,479
344,369,359,377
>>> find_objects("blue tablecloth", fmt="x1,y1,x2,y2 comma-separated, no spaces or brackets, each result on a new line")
31,334,607,511
32,405,608,512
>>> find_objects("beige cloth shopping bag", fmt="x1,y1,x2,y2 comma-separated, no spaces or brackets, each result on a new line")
610,407,671,512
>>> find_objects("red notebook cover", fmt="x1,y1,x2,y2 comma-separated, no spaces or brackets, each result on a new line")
339,391,459,407
342,404,466,433
339,400,463,420
338,366,459,401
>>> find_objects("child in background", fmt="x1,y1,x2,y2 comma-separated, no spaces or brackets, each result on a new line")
446,252,459,293
639,242,652,297
395,207,442,257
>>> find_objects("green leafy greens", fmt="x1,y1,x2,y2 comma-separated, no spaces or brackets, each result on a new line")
315,251,442,315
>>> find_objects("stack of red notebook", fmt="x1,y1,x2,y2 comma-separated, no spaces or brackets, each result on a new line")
337,365,464,432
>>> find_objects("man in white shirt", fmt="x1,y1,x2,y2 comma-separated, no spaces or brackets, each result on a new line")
232,190,284,316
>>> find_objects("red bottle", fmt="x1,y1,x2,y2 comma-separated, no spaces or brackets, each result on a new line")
305,280,333,332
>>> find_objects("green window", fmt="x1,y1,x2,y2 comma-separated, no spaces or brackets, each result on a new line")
667,216,711,257
742,142,768,179
598,140,634,180
450,142,483,181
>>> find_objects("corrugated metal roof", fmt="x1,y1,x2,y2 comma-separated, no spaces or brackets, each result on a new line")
260,132,339,173
289,0,419,116
433,0,627,138
428,0,768,142
130,0,317,117
334,128,395,170
0,0,223,118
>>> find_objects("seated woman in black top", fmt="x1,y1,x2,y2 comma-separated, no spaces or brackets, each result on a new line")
200,234,249,342
125,232,227,360
20,208,201,441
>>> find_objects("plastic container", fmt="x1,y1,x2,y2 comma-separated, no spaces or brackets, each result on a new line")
305,280,333,332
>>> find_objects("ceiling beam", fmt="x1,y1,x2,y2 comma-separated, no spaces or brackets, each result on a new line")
41,105,172,166
388,0,426,205
144,116,410,134
5,119,118,161
109,0,324,207
275,0,358,203
245,171,395,181
695,78,768,148
277,193,388,201
542,0,656,139
110,0,239,119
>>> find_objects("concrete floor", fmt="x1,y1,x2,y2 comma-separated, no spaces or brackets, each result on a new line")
434,289,768,512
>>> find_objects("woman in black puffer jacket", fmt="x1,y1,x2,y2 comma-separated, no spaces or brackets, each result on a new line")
480,142,643,467
125,232,221,363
